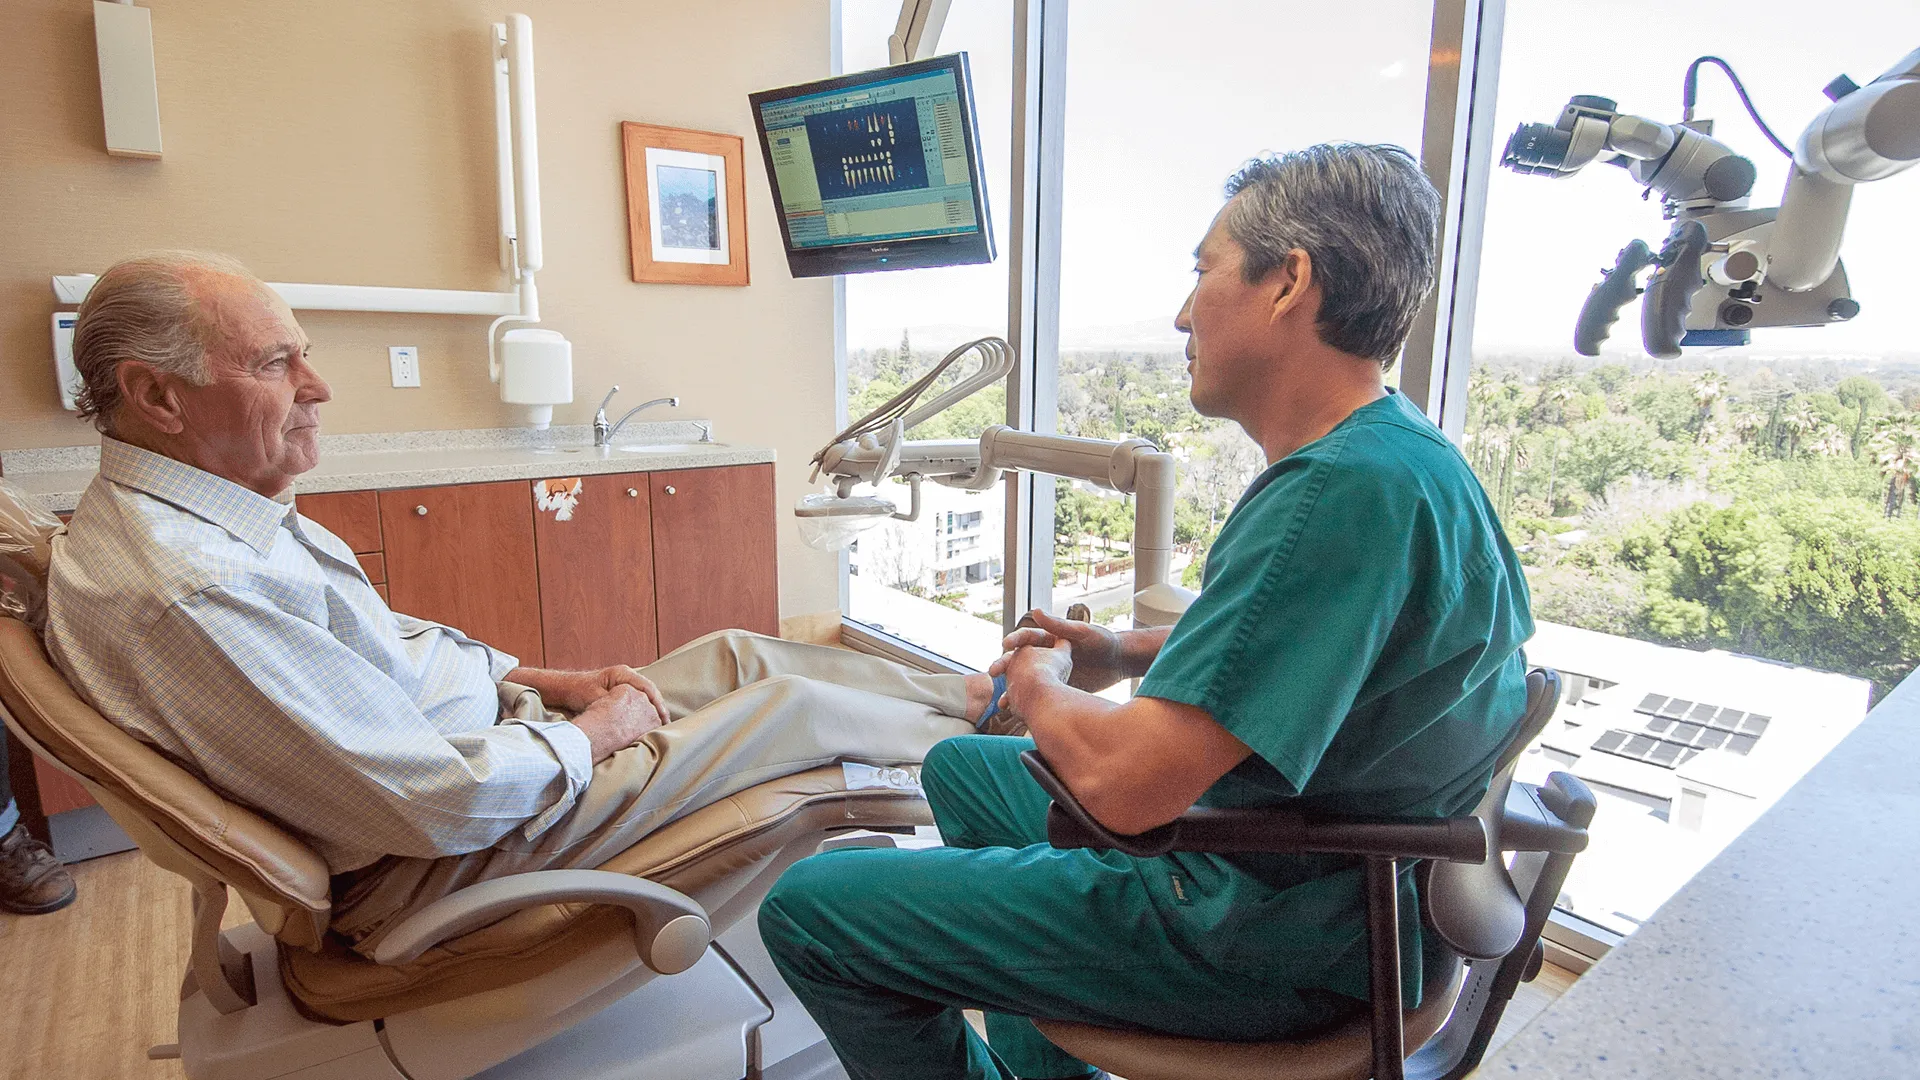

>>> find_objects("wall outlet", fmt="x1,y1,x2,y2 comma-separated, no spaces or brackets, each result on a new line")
389,346,421,388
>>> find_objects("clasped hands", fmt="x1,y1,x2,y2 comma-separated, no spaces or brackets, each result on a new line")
988,609,1128,719
510,665,669,762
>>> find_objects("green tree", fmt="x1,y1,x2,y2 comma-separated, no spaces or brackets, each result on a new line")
1632,379,1700,441
1836,375,1889,459
1562,417,1654,500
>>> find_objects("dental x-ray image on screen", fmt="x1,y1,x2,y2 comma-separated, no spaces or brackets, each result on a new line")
749,53,994,277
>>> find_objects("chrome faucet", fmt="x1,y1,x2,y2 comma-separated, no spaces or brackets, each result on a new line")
593,386,680,447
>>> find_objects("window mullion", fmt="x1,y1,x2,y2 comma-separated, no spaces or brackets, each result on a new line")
1404,0,1508,440
1003,0,1069,632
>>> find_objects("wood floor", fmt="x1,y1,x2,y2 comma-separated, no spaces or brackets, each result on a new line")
1,849,1578,1080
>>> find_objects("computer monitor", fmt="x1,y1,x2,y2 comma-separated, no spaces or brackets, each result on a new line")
749,54,994,278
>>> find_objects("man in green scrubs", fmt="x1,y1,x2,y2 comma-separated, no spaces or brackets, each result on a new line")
759,142,1534,1080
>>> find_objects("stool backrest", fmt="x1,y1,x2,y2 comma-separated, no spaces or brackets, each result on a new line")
1423,668,1560,961
0,616,335,948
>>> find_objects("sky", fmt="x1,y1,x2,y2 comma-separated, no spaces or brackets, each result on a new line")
836,1,1920,359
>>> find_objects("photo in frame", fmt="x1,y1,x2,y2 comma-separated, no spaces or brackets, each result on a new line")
621,122,750,286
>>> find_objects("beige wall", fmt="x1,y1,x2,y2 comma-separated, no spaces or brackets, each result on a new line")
0,0,845,617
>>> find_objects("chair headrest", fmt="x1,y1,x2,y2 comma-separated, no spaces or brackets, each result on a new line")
0,478,61,583
0,617,334,948
0,480,61,631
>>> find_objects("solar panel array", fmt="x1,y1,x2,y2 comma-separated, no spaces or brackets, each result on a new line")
1589,694,1772,769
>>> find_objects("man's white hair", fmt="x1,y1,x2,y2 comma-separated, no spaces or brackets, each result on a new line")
71,251,259,434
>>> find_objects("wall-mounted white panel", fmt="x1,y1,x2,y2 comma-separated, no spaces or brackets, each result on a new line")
94,1,163,158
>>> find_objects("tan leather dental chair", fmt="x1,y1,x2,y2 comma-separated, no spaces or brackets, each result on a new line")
0,613,935,1080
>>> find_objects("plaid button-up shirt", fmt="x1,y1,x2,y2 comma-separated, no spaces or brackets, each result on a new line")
43,439,592,871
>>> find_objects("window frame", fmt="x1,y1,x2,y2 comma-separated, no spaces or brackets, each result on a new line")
829,0,1504,645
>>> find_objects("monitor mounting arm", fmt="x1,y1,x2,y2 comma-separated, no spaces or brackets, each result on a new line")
890,0,953,64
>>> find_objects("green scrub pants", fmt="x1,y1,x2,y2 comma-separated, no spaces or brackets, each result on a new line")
758,735,1359,1080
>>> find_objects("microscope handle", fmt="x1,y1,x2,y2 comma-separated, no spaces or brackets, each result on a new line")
1641,220,1710,361
1574,239,1655,357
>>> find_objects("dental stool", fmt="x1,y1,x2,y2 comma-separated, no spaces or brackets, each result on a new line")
0,615,933,1080
1019,668,1595,1080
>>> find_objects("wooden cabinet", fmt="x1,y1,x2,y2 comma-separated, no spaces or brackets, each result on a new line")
379,481,545,667
650,464,780,654
533,473,658,670
297,490,383,553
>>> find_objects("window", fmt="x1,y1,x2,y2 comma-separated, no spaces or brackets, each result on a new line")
837,0,1015,670
1455,1,1920,938
1046,0,1435,631
834,0,1916,952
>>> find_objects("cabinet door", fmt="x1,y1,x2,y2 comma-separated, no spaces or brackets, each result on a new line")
533,473,659,669
297,490,383,553
379,481,545,666
650,464,779,654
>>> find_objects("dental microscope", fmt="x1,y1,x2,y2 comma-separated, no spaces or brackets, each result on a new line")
1500,47,1920,358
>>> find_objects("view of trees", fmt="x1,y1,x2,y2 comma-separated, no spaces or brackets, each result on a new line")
853,332,1920,697
1467,352,1920,696
848,336,1268,599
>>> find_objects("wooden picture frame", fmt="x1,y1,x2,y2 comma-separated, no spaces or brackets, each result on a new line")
621,122,750,286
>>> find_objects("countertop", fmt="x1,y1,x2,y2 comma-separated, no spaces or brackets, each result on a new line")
1478,667,1920,1077
0,422,775,513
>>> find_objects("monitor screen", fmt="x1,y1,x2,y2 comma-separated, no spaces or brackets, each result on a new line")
749,54,994,278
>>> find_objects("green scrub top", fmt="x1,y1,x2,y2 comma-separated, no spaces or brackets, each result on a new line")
1136,389,1534,1004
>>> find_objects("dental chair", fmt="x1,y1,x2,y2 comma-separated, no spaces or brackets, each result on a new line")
0,609,935,1080
1018,668,1595,1080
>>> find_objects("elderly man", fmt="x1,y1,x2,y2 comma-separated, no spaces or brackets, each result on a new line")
759,143,1534,1080
42,252,996,949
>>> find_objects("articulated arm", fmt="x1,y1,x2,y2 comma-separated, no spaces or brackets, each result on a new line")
372,868,711,974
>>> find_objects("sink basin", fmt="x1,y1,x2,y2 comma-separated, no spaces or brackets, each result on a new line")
614,442,727,454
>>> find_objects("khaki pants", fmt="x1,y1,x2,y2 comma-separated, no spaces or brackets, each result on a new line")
333,629,974,949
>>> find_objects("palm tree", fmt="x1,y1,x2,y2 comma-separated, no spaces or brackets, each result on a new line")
1780,401,1820,458
1869,419,1920,519
1690,371,1727,440
1808,426,1852,458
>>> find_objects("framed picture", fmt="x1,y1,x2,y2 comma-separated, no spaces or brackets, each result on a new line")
621,122,750,286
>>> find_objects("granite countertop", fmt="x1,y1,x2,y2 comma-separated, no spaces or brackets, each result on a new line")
0,422,775,513
1479,668,1920,1077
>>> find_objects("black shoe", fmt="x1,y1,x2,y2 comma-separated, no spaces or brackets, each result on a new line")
0,825,77,915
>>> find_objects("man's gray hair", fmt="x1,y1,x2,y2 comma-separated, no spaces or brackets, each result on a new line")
1222,144,1441,367
71,251,256,433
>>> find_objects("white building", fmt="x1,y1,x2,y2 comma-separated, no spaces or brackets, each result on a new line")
849,479,1004,596
1518,621,1872,937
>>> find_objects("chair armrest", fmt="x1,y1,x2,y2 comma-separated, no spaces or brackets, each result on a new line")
372,869,711,974
1500,771,1596,854
1019,750,1487,864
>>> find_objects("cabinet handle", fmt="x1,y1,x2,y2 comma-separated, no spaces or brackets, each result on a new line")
415,505,428,516
664,486,677,496
626,488,639,498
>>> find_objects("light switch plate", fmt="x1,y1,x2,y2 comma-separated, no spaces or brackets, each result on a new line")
389,346,421,388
